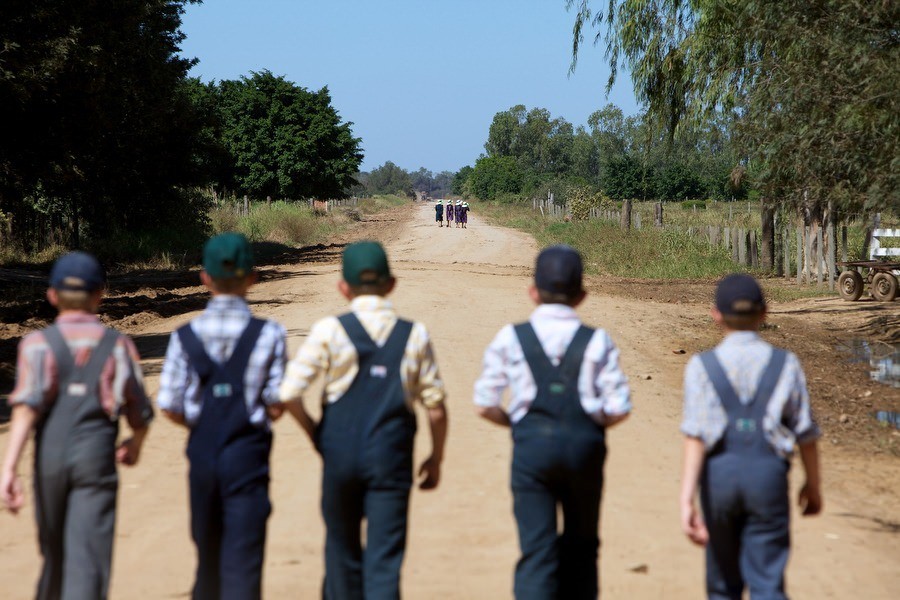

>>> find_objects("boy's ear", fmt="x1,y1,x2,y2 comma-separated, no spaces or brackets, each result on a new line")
200,270,213,289
528,285,540,304
47,287,59,308
710,306,724,326
338,280,353,301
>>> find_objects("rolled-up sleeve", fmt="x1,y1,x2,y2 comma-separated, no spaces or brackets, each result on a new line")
409,323,445,409
586,331,630,419
473,326,512,409
156,331,189,416
783,353,821,444
117,336,154,429
279,319,332,402
261,322,287,406
680,355,706,439
8,333,55,413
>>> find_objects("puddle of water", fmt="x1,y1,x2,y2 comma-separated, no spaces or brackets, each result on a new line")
873,411,900,429
836,339,900,388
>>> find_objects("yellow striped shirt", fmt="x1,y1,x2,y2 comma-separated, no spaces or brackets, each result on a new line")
279,296,445,409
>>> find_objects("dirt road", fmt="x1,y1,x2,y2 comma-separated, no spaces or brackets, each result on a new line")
1,202,897,598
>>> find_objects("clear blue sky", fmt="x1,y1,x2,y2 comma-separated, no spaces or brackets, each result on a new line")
179,0,639,173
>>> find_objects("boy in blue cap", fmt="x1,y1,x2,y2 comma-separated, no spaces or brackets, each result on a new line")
1,251,154,600
473,244,631,599
279,240,448,600
157,233,287,600
680,273,822,600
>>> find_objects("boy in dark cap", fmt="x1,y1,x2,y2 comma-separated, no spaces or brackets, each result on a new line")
680,273,822,600
435,200,444,227
1,251,154,600
157,232,287,600
279,240,448,599
473,244,631,599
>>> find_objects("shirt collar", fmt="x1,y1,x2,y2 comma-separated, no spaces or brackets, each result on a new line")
721,330,761,345
530,303,579,321
55,311,101,325
204,295,252,315
350,295,394,313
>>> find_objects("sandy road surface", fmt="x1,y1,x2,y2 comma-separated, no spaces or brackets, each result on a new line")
1,202,897,598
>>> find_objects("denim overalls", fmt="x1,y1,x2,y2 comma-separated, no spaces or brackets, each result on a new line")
178,318,272,600
699,349,789,600
511,323,606,600
317,313,415,600
34,326,120,600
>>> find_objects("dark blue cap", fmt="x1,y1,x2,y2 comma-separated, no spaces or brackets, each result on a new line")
715,273,766,315
534,245,583,295
49,251,106,292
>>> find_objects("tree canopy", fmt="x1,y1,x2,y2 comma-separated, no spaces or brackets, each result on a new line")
567,0,900,214
0,0,206,247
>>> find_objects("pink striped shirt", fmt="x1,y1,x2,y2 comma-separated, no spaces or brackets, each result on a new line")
8,312,153,430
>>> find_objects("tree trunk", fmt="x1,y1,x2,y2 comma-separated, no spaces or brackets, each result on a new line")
620,199,632,231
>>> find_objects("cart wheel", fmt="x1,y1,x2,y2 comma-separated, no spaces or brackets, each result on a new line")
838,270,864,301
871,272,898,302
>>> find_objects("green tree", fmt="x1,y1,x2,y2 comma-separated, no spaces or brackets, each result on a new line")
469,156,523,201
215,71,362,199
568,0,899,214
452,166,474,196
367,161,414,197
0,0,207,248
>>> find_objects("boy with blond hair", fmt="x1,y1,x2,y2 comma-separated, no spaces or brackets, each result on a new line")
1,251,153,600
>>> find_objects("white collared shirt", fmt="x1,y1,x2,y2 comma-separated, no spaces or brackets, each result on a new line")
473,304,631,424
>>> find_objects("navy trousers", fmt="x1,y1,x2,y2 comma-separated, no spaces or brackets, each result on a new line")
511,323,605,600
699,349,791,600
179,319,272,600
318,313,416,600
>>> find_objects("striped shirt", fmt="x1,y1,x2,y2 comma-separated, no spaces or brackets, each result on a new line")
8,312,153,430
156,296,287,427
473,304,631,425
279,296,445,409
681,331,821,457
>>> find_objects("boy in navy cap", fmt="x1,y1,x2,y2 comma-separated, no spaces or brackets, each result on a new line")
1,251,154,600
279,240,448,599
473,244,631,599
680,273,822,600
157,233,287,600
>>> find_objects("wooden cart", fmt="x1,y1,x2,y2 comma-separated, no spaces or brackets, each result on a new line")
837,260,899,302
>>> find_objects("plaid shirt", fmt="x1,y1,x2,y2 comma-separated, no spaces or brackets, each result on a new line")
681,331,821,457
8,312,153,430
156,296,287,427
473,304,631,425
279,296,445,409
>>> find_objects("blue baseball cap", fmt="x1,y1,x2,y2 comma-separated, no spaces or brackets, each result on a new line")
534,245,583,295
715,273,766,315
49,251,106,292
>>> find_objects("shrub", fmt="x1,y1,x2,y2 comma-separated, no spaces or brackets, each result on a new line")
681,200,707,210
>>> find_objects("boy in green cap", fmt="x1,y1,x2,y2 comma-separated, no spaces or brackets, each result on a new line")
157,232,287,600
279,240,448,599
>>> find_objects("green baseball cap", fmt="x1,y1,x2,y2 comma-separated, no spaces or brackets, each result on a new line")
342,241,391,285
203,232,254,279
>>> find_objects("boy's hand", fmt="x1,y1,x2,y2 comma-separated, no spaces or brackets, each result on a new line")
266,402,285,421
799,482,822,516
680,502,708,546
418,455,441,490
116,438,143,466
1,469,25,514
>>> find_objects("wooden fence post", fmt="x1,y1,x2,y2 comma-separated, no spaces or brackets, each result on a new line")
783,227,790,280
805,225,813,286
826,219,836,291
796,227,803,285
243,195,249,216
655,202,664,227
750,230,759,269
